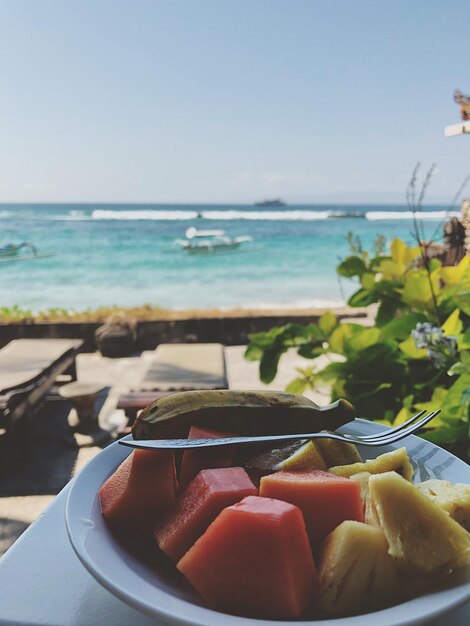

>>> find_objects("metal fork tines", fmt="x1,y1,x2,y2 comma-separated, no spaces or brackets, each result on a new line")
119,409,440,451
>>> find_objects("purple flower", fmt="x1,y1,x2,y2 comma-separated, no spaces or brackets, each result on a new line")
412,322,457,370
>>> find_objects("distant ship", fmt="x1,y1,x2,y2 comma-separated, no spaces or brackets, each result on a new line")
254,198,286,207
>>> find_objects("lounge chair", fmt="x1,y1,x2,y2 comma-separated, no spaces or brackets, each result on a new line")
116,343,228,428
0,339,83,465
139,343,227,391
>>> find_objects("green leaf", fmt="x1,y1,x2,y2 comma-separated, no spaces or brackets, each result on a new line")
318,311,337,336
248,326,286,349
421,421,467,445
441,309,462,337
305,323,325,341
337,256,367,278
462,351,470,365
402,270,440,310
369,255,391,271
360,272,376,289
285,378,308,394
345,327,381,354
348,289,377,307
440,374,470,420
428,258,442,271
461,328,470,350
297,344,325,359
259,348,286,384
448,361,470,376
415,387,448,412
381,313,426,341
328,324,363,354
399,334,427,359
315,361,346,382
375,299,399,327
454,288,470,316
244,344,263,361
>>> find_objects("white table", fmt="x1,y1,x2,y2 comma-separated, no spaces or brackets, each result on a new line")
0,482,469,626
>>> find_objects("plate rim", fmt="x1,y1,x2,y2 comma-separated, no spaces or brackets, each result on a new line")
65,419,470,626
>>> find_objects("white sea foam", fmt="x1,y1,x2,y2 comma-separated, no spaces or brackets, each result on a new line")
202,210,332,220
91,209,332,221
1,207,456,222
366,210,459,221
89,208,457,222
92,209,199,220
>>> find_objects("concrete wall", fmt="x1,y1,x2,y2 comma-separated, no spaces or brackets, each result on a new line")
0,311,366,352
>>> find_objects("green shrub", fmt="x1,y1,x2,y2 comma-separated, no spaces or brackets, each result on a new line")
245,238,470,454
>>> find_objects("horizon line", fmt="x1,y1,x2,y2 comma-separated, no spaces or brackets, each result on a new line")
0,200,455,207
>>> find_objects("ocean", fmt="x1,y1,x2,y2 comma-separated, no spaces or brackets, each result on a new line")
0,204,456,313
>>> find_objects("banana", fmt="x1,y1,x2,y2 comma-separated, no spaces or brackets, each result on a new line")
132,390,355,440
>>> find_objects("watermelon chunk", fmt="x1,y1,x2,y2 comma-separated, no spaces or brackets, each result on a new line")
99,449,176,537
177,495,318,619
260,469,363,546
155,467,257,562
179,425,237,490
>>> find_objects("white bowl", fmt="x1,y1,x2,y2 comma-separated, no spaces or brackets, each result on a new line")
65,420,470,626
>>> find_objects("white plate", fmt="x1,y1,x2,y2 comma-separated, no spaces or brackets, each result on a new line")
65,420,470,626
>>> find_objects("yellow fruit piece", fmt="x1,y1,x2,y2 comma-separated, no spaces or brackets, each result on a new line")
369,472,470,573
275,440,327,470
329,447,413,481
244,440,327,472
319,520,401,616
416,479,470,532
349,472,379,525
315,436,362,467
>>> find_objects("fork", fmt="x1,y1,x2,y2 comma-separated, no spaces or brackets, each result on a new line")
119,409,440,450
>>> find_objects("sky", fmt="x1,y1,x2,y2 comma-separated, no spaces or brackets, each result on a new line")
0,0,469,204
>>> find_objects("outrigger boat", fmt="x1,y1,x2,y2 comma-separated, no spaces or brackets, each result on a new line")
175,227,253,254
0,242,53,263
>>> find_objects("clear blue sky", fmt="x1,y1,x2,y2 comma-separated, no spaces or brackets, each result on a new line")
0,0,469,204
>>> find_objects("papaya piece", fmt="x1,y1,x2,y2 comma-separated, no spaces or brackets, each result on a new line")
155,467,257,562
177,495,318,619
260,469,363,547
99,449,176,538
179,425,237,490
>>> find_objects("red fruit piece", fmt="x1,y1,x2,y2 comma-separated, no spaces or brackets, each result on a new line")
179,425,237,491
155,467,257,562
99,449,177,536
260,469,363,547
177,495,318,619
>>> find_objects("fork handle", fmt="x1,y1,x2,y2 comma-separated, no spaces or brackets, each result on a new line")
119,431,352,450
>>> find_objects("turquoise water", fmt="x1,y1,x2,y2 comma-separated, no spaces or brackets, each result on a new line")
0,204,453,312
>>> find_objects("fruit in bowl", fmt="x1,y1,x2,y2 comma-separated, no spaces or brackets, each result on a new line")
96,391,470,620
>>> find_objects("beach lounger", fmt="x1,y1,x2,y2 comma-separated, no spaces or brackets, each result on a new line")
0,339,83,465
139,343,228,391
114,344,227,433
117,391,172,424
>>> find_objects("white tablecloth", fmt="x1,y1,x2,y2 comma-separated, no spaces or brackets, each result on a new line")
0,482,469,626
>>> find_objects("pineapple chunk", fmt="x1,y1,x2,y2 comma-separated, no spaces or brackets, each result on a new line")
316,435,362,467
319,520,401,616
350,471,379,525
329,447,413,481
369,472,470,573
416,479,470,532
275,440,327,470
244,440,327,472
